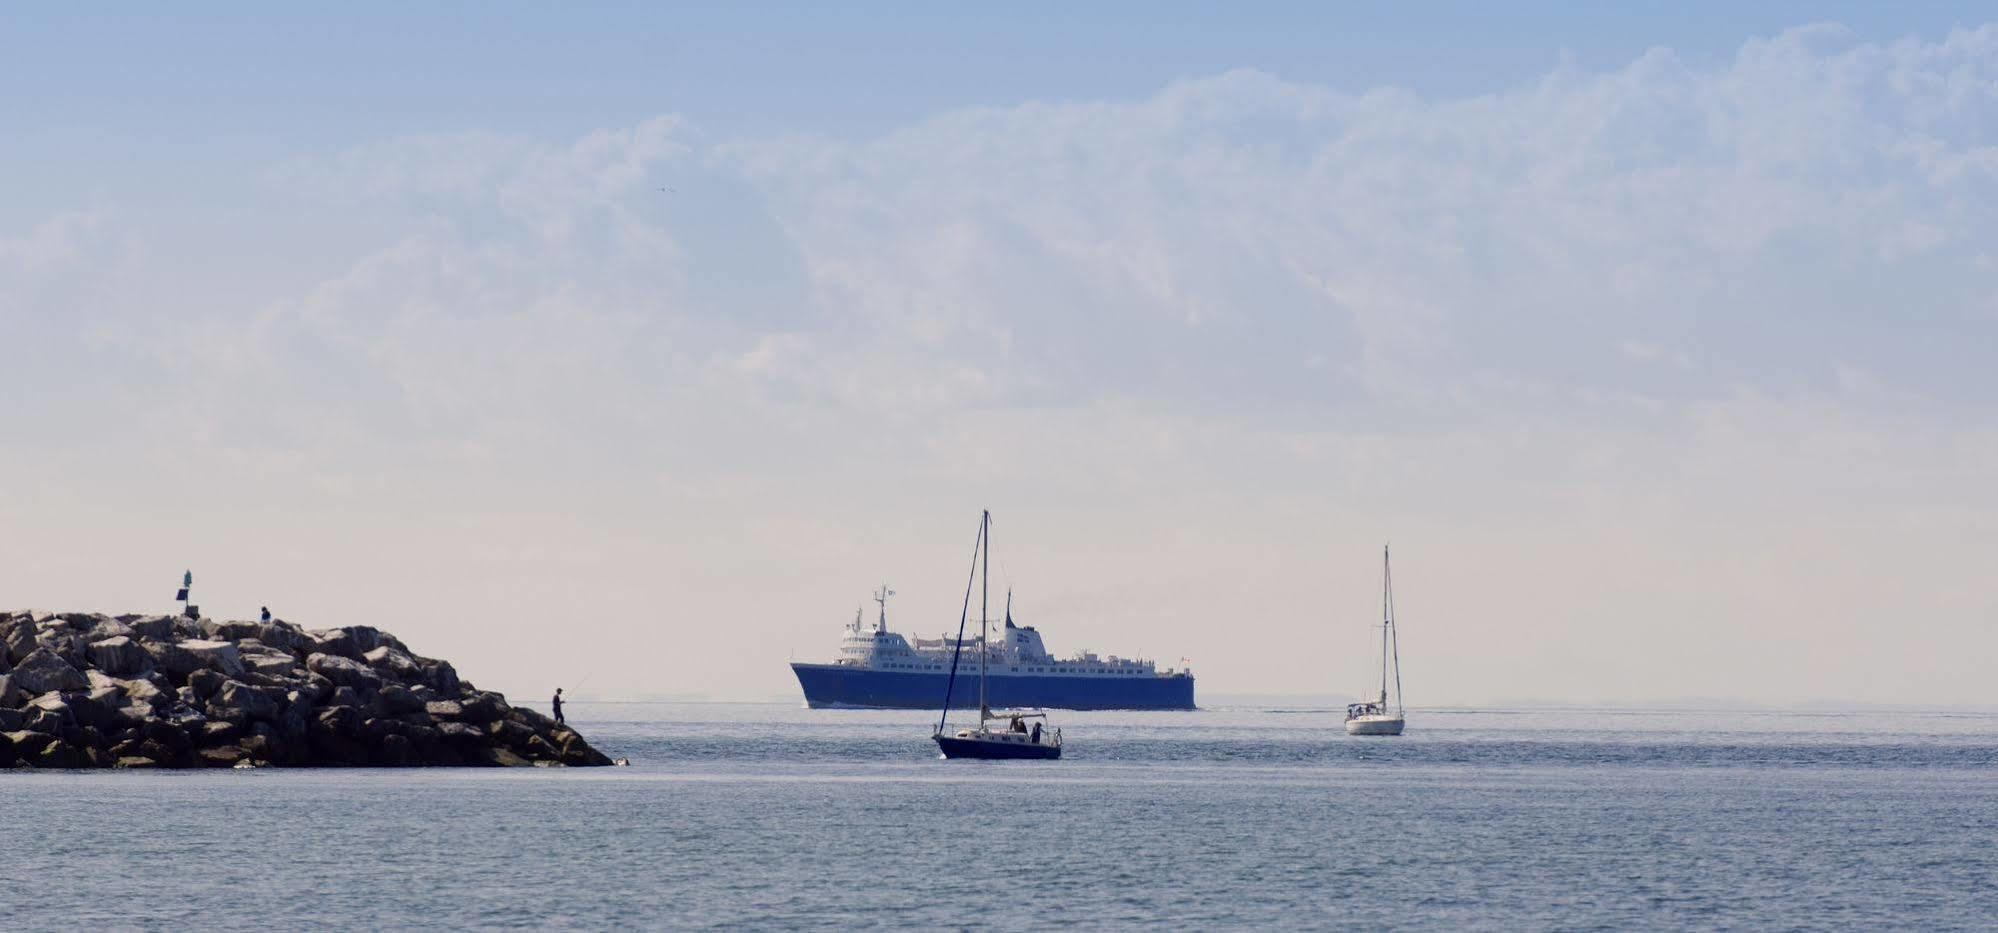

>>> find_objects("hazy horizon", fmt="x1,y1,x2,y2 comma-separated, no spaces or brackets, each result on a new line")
6,7,1997,708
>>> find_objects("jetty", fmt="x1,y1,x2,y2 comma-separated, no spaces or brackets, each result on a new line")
0,609,612,769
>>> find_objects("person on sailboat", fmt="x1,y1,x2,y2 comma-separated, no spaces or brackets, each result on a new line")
1030,722,1042,743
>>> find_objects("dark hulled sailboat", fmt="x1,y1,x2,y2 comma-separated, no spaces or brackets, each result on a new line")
932,510,1063,760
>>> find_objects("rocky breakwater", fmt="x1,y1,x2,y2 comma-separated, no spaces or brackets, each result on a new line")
0,610,613,769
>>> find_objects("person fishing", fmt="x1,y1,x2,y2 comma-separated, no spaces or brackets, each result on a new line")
551,687,565,725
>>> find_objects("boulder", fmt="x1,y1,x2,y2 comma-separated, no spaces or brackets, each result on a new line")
207,680,281,723
0,708,23,731
58,691,121,730
31,736,88,769
86,619,137,644
372,683,426,716
126,616,178,640
204,620,265,643
435,721,484,745
559,734,613,767
469,745,531,767
11,647,88,694
523,734,559,761
189,669,227,701
305,653,381,694
457,691,509,725
314,705,363,738
25,705,67,734
419,659,460,695
197,745,248,768
510,706,559,732
147,641,202,681
124,677,173,708
363,646,425,681
243,652,299,678
0,673,19,709
88,636,154,676
424,699,463,720
304,627,381,660
489,719,535,749
113,756,160,768
140,719,191,753
2,618,36,664
198,720,243,746
255,622,305,653
176,640,246,678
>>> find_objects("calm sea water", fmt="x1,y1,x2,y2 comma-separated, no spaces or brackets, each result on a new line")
4,703,1996,930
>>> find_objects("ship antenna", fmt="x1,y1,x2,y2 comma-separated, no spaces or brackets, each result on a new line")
874,584,895,633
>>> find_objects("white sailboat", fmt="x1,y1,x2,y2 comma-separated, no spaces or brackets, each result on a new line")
1345,545,1406,736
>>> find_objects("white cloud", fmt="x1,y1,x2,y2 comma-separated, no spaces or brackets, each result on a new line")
6,25,1998,704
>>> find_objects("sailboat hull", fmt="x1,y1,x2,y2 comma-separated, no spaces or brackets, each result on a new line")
934,734,1062,760
1345,715,1405,736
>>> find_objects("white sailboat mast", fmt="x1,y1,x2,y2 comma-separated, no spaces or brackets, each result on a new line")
1380,545,1391,708
1381,544,1404,715
979,509,990,721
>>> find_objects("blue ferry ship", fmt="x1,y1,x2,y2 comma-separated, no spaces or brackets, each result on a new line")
791,587,1196,710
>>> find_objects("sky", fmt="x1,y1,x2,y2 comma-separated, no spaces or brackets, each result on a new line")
4,6,1996,707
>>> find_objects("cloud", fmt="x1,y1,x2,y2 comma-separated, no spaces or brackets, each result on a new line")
6,24,1998,703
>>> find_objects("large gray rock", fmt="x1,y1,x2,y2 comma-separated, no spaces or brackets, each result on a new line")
12,647,89,694
363,645,424,681
0,617,32,665
456,691,509,725
255,622,305,653
146,640,201,680
306,629,364,660
88,636,154,676
123,677,173,708
305,653,382,694
203,620,265,642
243,651,300,679
177,640,246,678
87,619,136,644
207,680,281,723
0,673,19,709
126,616,178,640
373,683,426,716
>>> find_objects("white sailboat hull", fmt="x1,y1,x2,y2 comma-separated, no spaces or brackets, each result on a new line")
1345,714,1405,736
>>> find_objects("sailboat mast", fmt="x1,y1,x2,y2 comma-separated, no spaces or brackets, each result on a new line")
979,509,990,720
1380,545,1391,707
1387,546,1403,715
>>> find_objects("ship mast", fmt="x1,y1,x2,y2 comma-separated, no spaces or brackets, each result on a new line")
873,584,894,633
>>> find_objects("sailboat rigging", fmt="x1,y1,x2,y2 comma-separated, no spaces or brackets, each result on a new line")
933,510,1063,760
1345,544,1407,736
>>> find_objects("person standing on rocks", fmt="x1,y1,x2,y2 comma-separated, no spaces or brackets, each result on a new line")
260,606,271,623
552,687,565,724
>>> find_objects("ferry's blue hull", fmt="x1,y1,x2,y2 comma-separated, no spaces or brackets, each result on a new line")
791,663,1195,710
